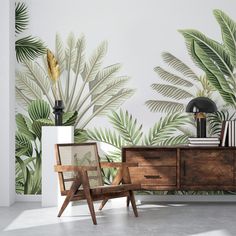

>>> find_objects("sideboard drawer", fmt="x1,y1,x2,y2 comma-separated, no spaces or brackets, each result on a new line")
125,149,176,166
129,166,176,186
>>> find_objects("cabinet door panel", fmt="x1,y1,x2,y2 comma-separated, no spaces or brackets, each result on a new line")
180,149,234,186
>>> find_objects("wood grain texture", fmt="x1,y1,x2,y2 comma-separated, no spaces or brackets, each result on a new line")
125,149,176,166
129,167,176,186
123,147,236,191
180,149,234,186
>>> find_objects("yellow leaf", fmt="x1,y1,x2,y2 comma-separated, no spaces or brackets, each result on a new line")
47,49,60,83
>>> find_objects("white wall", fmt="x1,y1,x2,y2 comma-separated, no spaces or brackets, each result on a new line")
24,0,236,130
0,0,15,206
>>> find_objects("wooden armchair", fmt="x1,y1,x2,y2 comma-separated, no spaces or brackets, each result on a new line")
54,143,140,225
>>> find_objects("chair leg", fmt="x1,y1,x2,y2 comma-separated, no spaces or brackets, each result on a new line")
129,191,138,217
84,190,97,225
99,199,108,211
126,196,130,207
58,195,71,217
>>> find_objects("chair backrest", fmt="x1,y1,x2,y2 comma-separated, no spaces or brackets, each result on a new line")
55,143,103,193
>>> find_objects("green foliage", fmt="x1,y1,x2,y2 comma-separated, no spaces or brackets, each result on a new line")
208,110,235,136
15,2,28,34
15,99,78,194
179,9,236,106
15,36,46,62
16,34,134,128
108,110,143,145
145,52,214,114
144,113,190,146
28,100,51,121
15,2,46,62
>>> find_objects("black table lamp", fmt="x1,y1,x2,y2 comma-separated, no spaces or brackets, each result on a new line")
186,97,217,138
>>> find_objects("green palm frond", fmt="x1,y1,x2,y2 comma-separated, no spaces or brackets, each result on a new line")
23,60,53,106
15,132,33,157
179,29,234,78
82,41,107,82
190,40,236,105
74,129,88,143
15,36,46,62
16,71,42,101
89,64,122,95
62,111,78,126
91,77,130,105
208,110,235,136
55,33,65,72
65,33,76,102
108,110,143,145
71,41,108,109
87,127,124,149
79,89,134,128
32,119,53,140
144,113,190,145
145,100,185,113
214,9,236,66
73,35,86,75
154,66,194,87
162,52,199,80
28,100,50,121
16,87,32,109
16,114,35,140
15,2,28,34
151,84,194,100
159,135,188,146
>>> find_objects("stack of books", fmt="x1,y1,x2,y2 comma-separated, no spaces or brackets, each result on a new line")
221,120,236,147
188,137,220,147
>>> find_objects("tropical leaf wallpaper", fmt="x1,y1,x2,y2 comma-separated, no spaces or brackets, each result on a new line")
15,1,236,195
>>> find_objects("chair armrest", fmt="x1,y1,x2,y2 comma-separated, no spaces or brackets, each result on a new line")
54,165,97,172
100,162,138,168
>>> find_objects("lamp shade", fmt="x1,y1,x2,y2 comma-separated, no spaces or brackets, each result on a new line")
186,97,217,113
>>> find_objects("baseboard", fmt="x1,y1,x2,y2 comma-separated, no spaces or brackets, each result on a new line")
136,195,236,202
15,194,41,202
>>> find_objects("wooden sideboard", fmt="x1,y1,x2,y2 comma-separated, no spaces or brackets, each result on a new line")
122,147,236,191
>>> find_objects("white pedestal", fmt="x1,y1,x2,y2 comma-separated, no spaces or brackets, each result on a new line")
42,126,74,207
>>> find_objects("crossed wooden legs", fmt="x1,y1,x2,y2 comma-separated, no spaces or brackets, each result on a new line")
58,177,81,217
98,167,138,217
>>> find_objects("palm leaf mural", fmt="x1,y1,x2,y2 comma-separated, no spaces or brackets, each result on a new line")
145,52,214,114
208,110,235,136
144,113,190,146
108,109,143,145
15,2,28,34
16,34,134,129
151,84,193,100
15,2,46,62
15,99,78,194
179,10,236,106
214,10,236,67
87,110,192,183
145,100,185,113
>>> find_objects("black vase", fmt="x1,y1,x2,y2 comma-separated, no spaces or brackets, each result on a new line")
53,100,64,126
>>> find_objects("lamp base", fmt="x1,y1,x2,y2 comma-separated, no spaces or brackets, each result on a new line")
196,118,206,138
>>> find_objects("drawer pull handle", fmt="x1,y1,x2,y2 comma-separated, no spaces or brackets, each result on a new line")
144,156,160,159
144,175,161,179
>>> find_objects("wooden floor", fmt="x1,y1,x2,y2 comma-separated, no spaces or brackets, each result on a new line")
0,199,235,236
